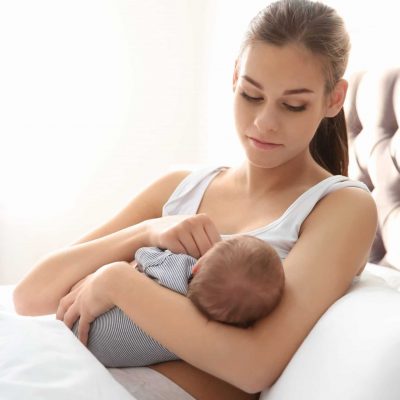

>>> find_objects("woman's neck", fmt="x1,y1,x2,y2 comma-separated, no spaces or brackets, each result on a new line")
230,152,330,199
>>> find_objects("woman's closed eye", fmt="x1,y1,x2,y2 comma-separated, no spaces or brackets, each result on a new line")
240,91,263,102
240,91,307,112
283,103,306,112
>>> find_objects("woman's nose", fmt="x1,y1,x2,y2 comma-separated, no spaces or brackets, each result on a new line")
254,104,279,133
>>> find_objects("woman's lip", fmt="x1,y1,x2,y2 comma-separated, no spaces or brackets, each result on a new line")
248,136,283,149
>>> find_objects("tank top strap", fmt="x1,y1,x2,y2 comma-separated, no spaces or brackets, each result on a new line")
162,165,228,216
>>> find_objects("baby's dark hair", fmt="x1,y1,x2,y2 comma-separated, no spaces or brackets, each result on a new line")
187,236,285,328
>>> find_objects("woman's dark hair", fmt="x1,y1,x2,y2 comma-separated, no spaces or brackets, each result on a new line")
238,0,350,175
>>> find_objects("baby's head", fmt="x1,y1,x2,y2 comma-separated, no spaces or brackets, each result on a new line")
187,235,284,328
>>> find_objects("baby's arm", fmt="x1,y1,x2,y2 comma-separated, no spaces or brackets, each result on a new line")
135,247,197,295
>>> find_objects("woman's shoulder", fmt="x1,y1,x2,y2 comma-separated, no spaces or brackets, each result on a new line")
301,180,377,237
168,165,228,192
322,182,376,217
317,173,375,210
151,169,193,193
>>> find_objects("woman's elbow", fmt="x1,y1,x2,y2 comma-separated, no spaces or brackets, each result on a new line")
238,375,273,395
13,284,30,315
13,253,62,315
13,284,36,315
13,284,50,316
233,362,277,394
235,354,285,394
242,374,283,394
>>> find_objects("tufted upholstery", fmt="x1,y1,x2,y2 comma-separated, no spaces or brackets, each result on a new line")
345,68,400,270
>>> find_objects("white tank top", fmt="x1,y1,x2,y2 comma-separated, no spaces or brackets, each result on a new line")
162,165,370,260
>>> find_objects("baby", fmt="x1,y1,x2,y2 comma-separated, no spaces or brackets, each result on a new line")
72,235,285,367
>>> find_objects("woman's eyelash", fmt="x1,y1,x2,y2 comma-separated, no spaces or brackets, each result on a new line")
283,104,306,112
240,92,262,102
240,92,306,112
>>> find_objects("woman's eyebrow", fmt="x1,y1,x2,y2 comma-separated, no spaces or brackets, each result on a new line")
241,75,263,90
240,75,315,95
283,88,315,95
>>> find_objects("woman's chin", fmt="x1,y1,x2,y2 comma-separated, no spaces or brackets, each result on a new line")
244,152,285,170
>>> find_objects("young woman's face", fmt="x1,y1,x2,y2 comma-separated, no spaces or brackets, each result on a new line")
233,42,331,170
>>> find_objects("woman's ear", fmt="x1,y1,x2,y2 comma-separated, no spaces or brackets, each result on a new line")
325,79,348,117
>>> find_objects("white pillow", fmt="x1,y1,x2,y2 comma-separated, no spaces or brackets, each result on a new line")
260,271,400,400
0,312,135,400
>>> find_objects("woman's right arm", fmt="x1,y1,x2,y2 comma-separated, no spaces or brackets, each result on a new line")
13,170,191,316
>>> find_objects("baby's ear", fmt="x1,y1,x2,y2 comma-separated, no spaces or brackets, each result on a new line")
325,79,348,118
192,261,202,275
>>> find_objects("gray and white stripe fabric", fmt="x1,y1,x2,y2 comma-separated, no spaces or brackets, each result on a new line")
72,247,197,368
135,247,196,295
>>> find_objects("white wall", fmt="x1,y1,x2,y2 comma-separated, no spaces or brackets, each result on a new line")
322,0,400,74
0,0,209,283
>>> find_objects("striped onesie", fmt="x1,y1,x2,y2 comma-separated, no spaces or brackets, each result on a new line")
72,247,197,367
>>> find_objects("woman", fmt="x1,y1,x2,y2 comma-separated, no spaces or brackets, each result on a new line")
13,1,377,399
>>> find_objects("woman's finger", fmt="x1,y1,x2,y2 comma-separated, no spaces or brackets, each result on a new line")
158,231,187,255
55,291,76,321
184,214,221,256
77,314,91,346
152,214,221,258
178,235,201,258
176,221,203,258
55,303,66,322
63,303,81,330
189,224,213,256
174,214,221,258
200,214,222,245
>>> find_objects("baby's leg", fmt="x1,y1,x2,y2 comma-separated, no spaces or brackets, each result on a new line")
72,306,179,367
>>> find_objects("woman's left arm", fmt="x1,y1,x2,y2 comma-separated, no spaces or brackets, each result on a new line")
61,188,377,394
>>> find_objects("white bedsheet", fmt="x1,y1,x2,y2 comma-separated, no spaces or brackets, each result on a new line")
0,311,135,400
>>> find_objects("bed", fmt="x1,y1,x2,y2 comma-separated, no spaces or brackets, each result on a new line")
1,68,400,399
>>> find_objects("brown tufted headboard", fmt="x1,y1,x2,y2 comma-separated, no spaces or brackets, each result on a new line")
345,68,400,270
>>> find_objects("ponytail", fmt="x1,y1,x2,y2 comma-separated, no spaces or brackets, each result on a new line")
309,109,348,176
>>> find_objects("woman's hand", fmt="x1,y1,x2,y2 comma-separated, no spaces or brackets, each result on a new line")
55,262,129,346
145,214,221,259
